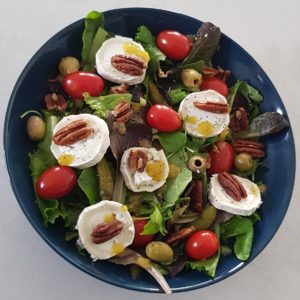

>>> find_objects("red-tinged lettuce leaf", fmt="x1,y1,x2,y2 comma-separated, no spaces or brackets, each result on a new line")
181,22,221,66
110,248,172,294
233,112,289,139
164,257,186,277
110,123,152,161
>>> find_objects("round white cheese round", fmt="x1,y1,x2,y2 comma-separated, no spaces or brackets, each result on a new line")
178,90,230,138
95,36,148,85
76,201,134,260
209,174,262,216
50,114,110,169
120,147,169,192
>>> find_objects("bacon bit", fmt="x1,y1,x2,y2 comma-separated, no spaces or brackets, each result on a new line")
194,101,229,114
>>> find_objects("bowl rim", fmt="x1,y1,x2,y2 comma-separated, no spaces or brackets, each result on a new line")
3,7,296,293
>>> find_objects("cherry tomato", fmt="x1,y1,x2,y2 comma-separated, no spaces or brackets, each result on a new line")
36,166,77,199
132,219,154,247
200,77,229,97
208,141,234,174
146,104,182,132
156,30,191,61
63,71,104,100
185,230,219,260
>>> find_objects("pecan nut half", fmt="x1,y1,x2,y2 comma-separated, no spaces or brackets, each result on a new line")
128,149,148,173
218,172,247,201
190,180,203,213
91,219,123,244
109,83,129,94
45,93,67,111
194,101,229,114
233,139,265,158
52,119,93,146
202,66,231,81
165,226,196,246
230,107,249,132
111,54,146,76
114,101,133,123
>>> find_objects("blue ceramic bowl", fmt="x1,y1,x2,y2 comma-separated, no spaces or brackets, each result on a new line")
4,8,296,293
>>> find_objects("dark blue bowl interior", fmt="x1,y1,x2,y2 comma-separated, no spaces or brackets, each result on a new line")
4,8,295,293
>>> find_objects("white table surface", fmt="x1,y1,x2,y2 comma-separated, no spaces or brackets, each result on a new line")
1,0,299,299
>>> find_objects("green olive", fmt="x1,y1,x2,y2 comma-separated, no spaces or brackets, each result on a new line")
26,116,46,141
58,56,80,76
188,155,208,173
234,153,253,172
181,69,203,88
146,241,173,262
190,205,217,230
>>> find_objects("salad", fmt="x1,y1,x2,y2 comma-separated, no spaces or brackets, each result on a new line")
24,11,289,293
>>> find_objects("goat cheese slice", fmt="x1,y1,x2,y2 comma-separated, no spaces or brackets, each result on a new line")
209,174,262,216
178,90,230,138
50,114,110,169
95,36,148,85
76,201,134,260
120,147,169,192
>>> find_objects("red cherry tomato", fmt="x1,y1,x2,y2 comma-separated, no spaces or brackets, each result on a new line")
200,77,229,97
63,71,104,100
208,141,234,174
156,30,191,61
36,166,77,199
185,230,219,260
146,104,182,132
132,219,154,247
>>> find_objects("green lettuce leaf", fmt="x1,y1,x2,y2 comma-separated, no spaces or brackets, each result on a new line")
28,112,67,225
153,131,187,154
227,80,263,109
78,167,99,204
134,25,166,74
84,93,133,117
220,216,254,261
186,225,220,277
142,204,167,235
81,11,110,71
144,45,166,74
167,87,189,105
134,25,156,46
163,151,192,211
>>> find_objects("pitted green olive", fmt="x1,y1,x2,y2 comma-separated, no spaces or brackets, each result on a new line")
26,116,46,141
188,155,208,173
146,241,174,262
234,153,253,172
181,69,203,88
58,56,80,76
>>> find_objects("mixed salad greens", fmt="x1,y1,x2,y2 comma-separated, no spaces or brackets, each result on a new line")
24,11,289,293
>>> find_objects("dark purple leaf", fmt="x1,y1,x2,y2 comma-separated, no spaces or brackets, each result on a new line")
110,123,152,161
164,257,186,277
